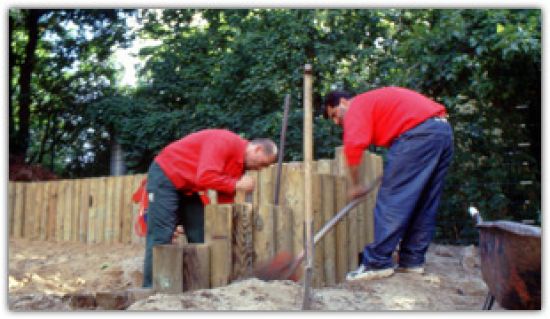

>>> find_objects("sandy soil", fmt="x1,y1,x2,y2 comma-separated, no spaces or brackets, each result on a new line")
8,238,500,311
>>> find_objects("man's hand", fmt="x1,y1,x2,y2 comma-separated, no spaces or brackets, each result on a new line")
348,184,367,200
172,225,187,244
235,175,256,193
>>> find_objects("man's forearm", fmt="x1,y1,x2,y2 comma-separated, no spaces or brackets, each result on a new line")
348,165,361,187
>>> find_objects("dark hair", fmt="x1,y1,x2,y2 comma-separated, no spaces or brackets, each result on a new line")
322,90,353,119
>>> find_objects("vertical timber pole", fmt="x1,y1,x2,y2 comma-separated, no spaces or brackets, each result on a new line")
302,64,314,310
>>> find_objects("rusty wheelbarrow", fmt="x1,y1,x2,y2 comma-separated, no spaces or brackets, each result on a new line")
469,207,541,310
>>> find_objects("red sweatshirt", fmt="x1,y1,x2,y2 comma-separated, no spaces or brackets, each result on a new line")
154,129,248,201
343,87,447,166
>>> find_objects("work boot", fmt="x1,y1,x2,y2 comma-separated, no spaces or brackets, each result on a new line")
346,264,394,281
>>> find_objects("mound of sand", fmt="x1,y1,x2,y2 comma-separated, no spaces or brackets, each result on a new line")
8,238,498,311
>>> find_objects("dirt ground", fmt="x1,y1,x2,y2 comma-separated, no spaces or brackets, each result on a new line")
8,238,501,311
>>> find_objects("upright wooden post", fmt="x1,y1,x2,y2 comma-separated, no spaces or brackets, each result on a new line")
232,203,254,280
152,243,210,293
321,174,336,286
204,204,233,288
8,182,15,237
302,63,314,309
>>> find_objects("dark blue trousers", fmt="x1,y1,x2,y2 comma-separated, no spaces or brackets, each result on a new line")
362,117,454,269
142,162,205,288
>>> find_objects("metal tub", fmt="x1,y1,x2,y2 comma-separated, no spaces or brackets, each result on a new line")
476,220,541,310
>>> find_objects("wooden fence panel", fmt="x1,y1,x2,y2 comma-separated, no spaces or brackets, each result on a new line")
8,151,382,289
55,180,65,242
97,177,108,243
79,179,90,243
253,204,275,264
8,182,15,237
46,181,58,241
36,182,48,240
24,182,37,240
71,180,81,242
205,204,233,288
232,203,254,280
274,205,293,254
282,163,304,258
312,173,325,287
87,178,98,244
121,175,134,244
64,179,74,241
258,165,274,206
321,174,336,286
115,176,126,243
335,176,348,282
105,177,115,243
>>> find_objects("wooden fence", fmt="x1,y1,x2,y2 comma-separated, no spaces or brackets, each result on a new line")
8,174,147,244
8,147,382,287
206,148,383,287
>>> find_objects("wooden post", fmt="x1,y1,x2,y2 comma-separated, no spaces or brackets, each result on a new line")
335,176,348,282
316,159,333,174
79,178,90,243
253,204,275,264
204,204,233,288
13,182,25,239
302,63,314,309
321,174,336,286
312,173,325,287
8,182,15,237
63,179,73,241
334,146,346,176
234,190,246,204
87,178,98,244
46,181,58,241
105,176,115,243
71,180,81,242
39,182,49,241
152,243,210,293
259,165,274,206
274,205,293,253
232,203,254,280
27,182,38,240
113,176,123,243
283,163,303,257
56,180,65,241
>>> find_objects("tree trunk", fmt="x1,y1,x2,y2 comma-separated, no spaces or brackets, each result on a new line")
110,136,127,176
14,9,43,160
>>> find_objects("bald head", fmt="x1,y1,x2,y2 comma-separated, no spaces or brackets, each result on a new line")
245,138,278,170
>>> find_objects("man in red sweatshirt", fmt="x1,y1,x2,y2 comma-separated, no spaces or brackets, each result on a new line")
142,129,277,288
323,87,454,281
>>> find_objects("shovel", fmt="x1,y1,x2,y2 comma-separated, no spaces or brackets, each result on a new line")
254,175,382,281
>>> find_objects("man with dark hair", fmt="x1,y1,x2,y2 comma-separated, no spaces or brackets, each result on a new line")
323,86,454,281
142,129,277,288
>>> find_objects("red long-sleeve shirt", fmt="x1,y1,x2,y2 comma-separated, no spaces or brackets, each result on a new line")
154,129,248,201
343,87,447,166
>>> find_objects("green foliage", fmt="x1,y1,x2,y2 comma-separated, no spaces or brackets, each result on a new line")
377,9,541,242
10,9,540,244
9,9,135,177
